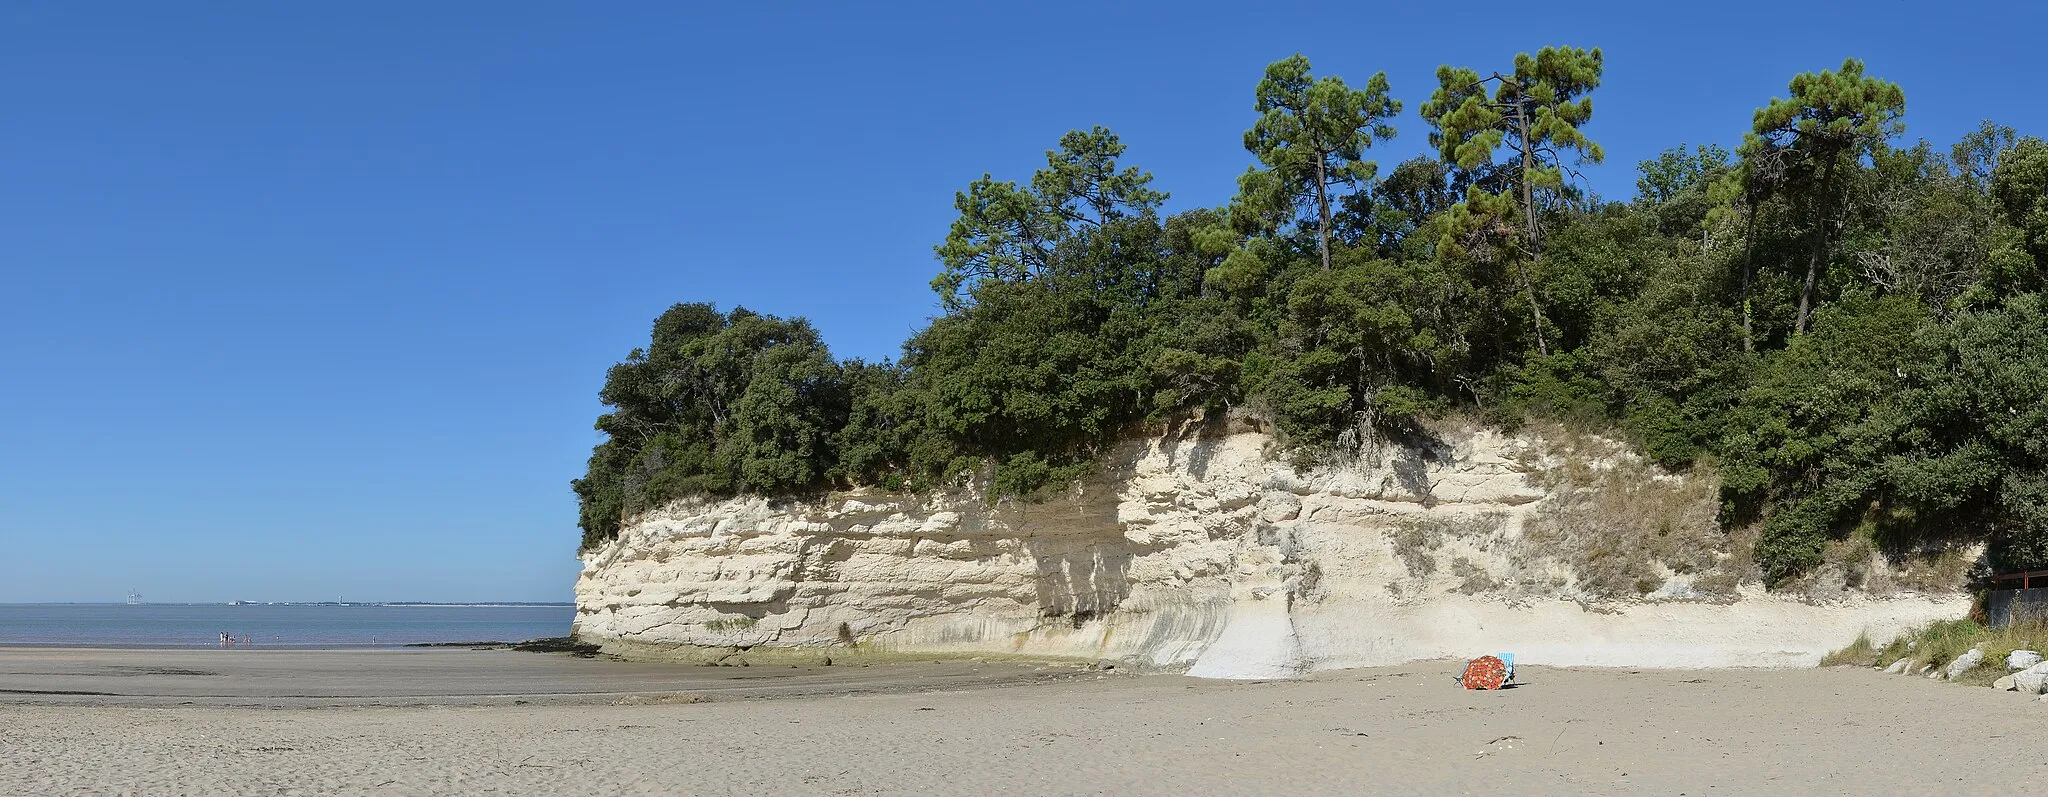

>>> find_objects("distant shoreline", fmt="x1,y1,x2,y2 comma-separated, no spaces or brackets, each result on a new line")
0,602,574,607
0,604,575,649
0,638,591,654
0,642,514,651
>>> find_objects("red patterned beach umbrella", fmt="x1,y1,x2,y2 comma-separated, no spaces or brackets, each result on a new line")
1461,655,1508,690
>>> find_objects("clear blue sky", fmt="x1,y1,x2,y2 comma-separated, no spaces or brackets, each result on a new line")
3,1,2041,602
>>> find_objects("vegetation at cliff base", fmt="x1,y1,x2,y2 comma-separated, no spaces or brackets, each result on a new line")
1824,619,2048,686
574,51,2048,587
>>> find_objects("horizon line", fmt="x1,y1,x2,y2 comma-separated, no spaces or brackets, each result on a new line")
0,600,576,606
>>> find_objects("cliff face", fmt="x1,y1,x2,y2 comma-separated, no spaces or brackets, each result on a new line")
573,420,1968,678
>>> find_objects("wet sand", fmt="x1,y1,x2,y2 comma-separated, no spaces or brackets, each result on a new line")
4,648,2046,796
0,646,1085,707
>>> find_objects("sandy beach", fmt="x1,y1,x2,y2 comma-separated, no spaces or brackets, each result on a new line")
3,648,2046,796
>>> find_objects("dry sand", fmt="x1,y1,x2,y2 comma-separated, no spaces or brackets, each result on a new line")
3,648,2045,796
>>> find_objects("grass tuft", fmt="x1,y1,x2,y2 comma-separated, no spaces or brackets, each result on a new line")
1821,632,1878,667
1832,619,2048,683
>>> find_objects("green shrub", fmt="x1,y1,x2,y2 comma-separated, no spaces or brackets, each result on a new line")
569,72,2048,583
1841,619,2048,681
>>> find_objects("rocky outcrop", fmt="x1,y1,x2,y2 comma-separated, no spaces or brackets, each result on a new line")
573,419,1970,678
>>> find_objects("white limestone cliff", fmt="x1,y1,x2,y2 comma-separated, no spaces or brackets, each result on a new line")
572,419,1969,678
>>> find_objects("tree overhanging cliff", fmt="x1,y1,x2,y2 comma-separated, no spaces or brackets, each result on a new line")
574,50,2048,584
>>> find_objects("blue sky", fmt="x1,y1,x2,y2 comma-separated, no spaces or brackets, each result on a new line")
2,1,2041,602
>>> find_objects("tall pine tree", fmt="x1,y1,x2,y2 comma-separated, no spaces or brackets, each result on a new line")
1751,58,1905,335
1421,46,1605,355
1239,54,1400,271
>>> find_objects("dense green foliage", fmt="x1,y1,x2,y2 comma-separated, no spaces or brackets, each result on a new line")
1239,54,1400,271
576,52,2048,586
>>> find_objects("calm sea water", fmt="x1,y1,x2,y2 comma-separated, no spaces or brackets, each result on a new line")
0,604,576,648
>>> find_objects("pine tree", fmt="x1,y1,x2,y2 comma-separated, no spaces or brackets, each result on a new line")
1751,58,1905,335
1421,46,1605,355
1239,54,1400,271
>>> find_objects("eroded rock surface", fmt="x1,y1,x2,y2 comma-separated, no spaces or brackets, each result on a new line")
574,421,1968,677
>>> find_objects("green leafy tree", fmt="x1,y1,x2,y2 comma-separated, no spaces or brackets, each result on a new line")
1886,295,2048,570
1992,136,2048,282
1726,135,1791,351
829,359,918,490
1336,156,1458,257
933,128,1165,308
572,304,844,548
901,279,1145,494
1751,58,1906,335
1261,257,1456,447
720,340,845,492
1239,54,1400,271
1033,126,1167,227
1717,295,1930,581
1594,259,1748,466
1421,46,1606,354
570,57,2048,592
1146,210,1254,414
931,176,1063,306
1635,143,1731,238
1952,121,2017,192
1850,140,2024,317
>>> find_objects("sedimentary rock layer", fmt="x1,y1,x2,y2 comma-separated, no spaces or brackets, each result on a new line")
573,421,1966,678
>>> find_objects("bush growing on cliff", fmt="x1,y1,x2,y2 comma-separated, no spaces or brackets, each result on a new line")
576,51,2048,589
571,304,846,548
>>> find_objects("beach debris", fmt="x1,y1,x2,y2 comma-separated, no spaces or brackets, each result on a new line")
2006,650,2042,671
1884,658,1910,674
1993,675,2016,691
2012,662,2048,695
1944,649,1986,680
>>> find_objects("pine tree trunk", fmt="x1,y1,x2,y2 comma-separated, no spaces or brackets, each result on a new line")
1512,97,1550,356
1740,201,1759,352
1795,155,1839,336
1514,260,1549,357
1518,130,1540,250
1315,158,1332,271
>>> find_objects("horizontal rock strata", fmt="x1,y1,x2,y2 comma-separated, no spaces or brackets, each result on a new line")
574,421,1966,678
